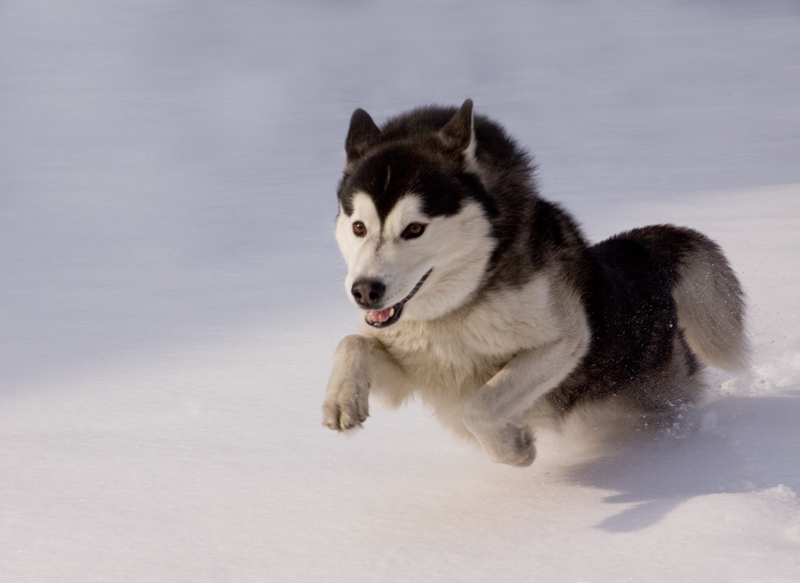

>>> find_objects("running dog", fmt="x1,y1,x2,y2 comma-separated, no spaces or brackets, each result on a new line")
323,100,747,466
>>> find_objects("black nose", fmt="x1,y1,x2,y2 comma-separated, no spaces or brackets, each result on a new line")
351,279,386,307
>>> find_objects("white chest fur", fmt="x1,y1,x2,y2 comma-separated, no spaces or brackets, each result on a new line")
363,273,568,408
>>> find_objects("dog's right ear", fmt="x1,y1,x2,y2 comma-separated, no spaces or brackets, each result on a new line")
345,109,381,163
439,99,474,153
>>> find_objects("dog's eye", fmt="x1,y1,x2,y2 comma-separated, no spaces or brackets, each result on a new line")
352,221,367,237
401,223,427,239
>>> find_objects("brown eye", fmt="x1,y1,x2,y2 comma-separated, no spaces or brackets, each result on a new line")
352,221,367,237
401,223,427,239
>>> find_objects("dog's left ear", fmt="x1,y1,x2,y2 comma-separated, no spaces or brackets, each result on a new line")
346,108,382,164
439,99,474,154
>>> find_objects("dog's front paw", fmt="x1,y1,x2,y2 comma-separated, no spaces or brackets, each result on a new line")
323,335,373,431
323,380,369,432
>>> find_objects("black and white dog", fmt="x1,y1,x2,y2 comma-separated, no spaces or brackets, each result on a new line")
323,100,747,466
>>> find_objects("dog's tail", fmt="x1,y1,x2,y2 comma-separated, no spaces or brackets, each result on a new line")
671,232,749,371
625,225,750,372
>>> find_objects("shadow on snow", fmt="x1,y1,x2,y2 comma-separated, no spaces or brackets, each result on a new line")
561,393,800,532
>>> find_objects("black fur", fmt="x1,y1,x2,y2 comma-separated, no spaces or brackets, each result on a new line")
550,225,707,415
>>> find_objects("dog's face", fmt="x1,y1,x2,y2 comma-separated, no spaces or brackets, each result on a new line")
335,101,495,328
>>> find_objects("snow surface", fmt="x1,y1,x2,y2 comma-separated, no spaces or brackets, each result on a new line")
1,1,800,581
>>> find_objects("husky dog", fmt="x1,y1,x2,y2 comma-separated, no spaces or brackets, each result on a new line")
323,100,747,467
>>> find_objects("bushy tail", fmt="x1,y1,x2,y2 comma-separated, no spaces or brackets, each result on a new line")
671,232,749,372
621,225,749,372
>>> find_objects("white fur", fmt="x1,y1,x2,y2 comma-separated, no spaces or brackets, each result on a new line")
324,207,592,466
335,193,494,319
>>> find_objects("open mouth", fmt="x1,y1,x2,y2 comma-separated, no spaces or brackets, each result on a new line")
365,269,432,328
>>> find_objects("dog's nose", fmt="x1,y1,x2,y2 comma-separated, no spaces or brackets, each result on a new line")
351,279,386,307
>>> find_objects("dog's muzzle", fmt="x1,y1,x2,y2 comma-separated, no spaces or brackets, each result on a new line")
363,269,432,328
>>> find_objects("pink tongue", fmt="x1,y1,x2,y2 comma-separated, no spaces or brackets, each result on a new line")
368,307,393,323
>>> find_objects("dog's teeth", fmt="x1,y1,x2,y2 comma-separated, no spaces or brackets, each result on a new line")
389,307,395,317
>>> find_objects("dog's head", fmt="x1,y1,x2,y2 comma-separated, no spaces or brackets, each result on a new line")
335,100,497,328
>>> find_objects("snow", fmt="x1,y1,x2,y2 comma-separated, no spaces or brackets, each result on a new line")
1,1,799,581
